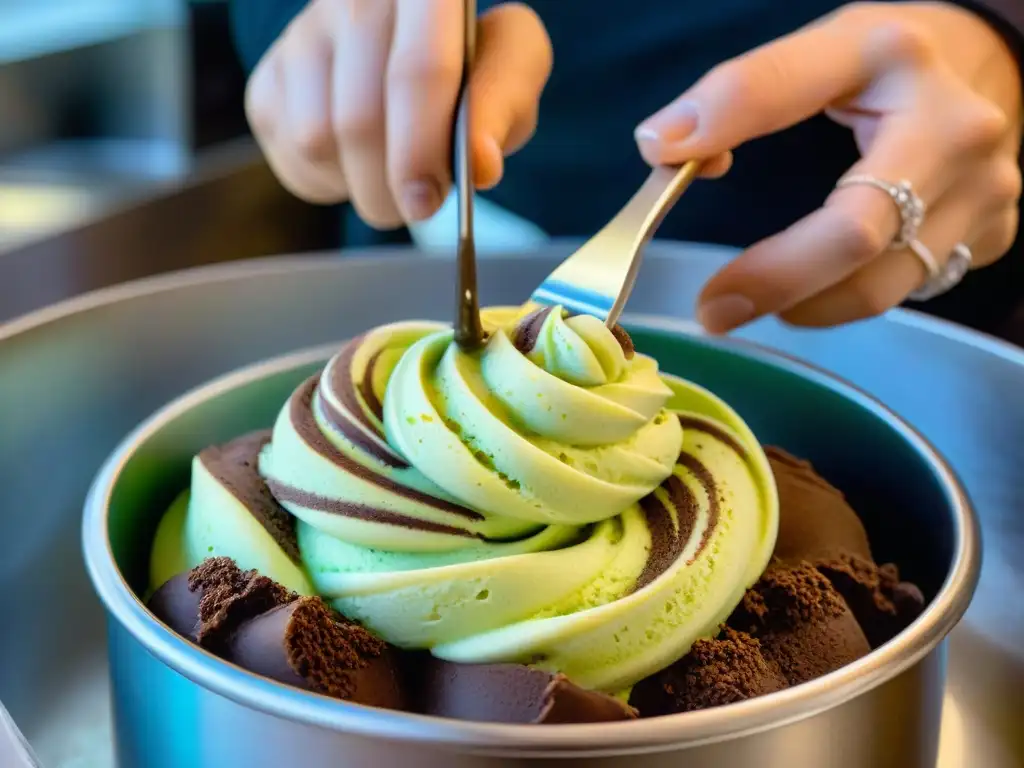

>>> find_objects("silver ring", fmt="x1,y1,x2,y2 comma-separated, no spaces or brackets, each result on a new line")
836,175,926,249
907,238,940,281
908,242,973,302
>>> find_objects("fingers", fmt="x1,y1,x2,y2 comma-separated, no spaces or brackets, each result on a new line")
332,1,400,227
247,0,550,223
695,54,1012,333
780,199,978,328
632,2,1018,333
246,15,348,204
386,0,464,221
971,207,1020,268
695,112,947,333
633,6,990,167
385,0,552,216
470,3,552,189
634,8,877,165
780,159,1020,328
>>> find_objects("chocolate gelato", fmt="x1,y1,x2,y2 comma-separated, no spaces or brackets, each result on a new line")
629,628,787,715
625,451,925,718
767,447,872,564
817,556,926,648
729,563,871,686
767,447,925,649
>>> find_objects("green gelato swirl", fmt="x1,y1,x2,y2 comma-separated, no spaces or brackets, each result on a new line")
153,305,779,692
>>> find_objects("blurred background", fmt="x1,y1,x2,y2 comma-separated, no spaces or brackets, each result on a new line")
2,1,1023,341
0,0,338,322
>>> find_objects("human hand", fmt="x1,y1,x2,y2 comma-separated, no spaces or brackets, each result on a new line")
635,2,1023,332
244,0,552,227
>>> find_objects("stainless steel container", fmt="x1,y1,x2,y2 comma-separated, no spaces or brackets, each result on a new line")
82,301,980,767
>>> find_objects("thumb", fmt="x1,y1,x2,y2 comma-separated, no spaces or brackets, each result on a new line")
470,3,552,189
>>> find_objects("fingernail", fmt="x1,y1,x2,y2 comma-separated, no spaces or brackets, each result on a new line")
635,100,700,150
401,179,443,221
698,294,756,334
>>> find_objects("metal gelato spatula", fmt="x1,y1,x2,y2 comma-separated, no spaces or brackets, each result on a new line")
530,161,702,327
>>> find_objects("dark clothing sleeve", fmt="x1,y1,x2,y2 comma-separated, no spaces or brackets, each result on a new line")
228,1,1024,78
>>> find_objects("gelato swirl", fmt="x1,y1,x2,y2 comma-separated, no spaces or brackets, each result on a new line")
155,306,779,692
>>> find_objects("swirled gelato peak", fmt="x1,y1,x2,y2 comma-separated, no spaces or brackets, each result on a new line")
151,307,781,694
512,305,635,386
381,306,682,526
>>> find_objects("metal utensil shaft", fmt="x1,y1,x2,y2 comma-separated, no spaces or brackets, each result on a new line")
603,159,701,327
453,0,484,350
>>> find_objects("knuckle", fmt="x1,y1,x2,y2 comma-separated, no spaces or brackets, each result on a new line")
708,60,763,110
846,275,893,319
486,1,542,28
990,209,1020,257
987,160,1023,207
951,102,1008,152
878,22,936,66
833,213,888,260
387,54,462,92
332,108,383,147
505,122,538,155
291,120,336,159
279,176,329,203
1000,209,1020,253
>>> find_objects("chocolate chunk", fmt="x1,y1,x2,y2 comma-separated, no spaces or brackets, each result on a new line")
148,557,292,652
198,431,302,563
730,563,870,686
227,597,408,710
409,656,636,724
767,447,872,565
629,628,787,716
816,555,925,649
539,675,637,723
147,571,203,639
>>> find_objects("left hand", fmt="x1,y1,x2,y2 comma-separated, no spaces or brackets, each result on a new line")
635,2,1023,333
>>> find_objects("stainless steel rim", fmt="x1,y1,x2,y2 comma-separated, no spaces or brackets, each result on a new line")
6,247,1024,369
81,318,982,757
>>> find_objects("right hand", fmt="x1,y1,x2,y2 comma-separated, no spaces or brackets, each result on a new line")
245,0,552,228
